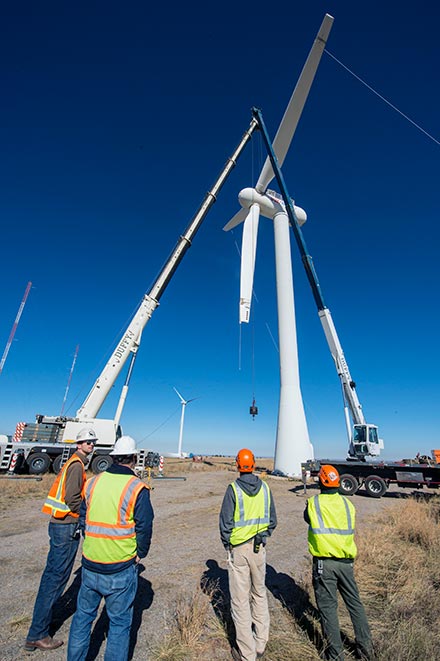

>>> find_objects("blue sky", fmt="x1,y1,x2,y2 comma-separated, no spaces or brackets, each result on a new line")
0,2,439,460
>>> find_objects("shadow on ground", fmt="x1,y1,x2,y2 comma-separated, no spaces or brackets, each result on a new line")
50,567,82,636
201,559,236,649
51,564,154,660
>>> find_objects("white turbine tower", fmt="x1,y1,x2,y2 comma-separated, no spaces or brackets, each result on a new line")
224,14,334,476
173,387,197,458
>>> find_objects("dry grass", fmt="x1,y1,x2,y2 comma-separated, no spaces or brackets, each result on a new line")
0,474,49,512
150,585,230,660
151,495,440,661
353,495,440,661
7,612,31,633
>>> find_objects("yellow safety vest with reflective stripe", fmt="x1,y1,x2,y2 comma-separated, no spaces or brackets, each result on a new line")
307,493,357,559
41,454,85,519
229,480,270,546
82,472,146,565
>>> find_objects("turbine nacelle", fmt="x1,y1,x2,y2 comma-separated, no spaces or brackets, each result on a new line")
238,188,307,225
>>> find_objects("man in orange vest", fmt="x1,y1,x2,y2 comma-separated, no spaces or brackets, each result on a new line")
67,435,154,661
25,428,97,652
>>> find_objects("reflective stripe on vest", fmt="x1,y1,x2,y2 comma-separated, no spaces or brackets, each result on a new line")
309,495,354,535
41,454,85,518
307,493,357,559
229,480,270,546
83,472,146,564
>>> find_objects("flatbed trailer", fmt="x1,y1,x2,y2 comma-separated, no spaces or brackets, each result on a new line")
302,456,440,498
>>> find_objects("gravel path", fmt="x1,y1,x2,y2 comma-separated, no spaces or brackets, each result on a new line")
0,469,405,660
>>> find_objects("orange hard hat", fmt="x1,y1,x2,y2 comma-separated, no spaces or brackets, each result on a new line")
318,464,340,488
236,448,255,473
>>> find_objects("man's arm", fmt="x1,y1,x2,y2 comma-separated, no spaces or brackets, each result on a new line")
219,484,235,548
133,487,154,559
64,461,84,515
79,498,87,534
266,489,278,537
303,502,310,524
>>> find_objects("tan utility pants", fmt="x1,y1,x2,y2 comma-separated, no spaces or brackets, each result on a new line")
228,539,269,661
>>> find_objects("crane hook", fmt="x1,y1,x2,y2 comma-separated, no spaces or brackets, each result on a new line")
249,398,258,419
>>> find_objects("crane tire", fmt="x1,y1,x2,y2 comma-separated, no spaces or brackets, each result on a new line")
52,455,64,474
339,473,359,496
27,452,51,475
91,454,113,475
365,475,387,498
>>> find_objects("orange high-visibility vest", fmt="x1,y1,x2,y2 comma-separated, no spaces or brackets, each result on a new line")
41,454,86,519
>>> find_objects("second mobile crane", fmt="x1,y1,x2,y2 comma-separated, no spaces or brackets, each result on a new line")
253,107,383,462
253,108,440,498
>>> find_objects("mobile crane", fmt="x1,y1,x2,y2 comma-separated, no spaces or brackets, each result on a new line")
251,108,440,498
0,116,259,476
253,107,383,462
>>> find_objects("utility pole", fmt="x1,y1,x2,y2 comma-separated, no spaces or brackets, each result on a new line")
0,281,32,375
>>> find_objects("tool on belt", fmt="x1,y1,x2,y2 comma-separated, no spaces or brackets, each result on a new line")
253,534,263,553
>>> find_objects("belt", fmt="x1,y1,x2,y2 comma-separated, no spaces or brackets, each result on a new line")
313,556,353,564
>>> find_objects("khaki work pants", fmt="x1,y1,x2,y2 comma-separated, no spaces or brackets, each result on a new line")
228,539,269,661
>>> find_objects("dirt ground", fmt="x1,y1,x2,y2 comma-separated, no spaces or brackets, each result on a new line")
0,459,408,660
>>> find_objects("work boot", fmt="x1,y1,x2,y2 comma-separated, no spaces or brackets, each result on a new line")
24,636,64,651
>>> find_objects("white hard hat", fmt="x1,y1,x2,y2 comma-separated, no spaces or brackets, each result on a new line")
76,428,98,443
109,435,137,456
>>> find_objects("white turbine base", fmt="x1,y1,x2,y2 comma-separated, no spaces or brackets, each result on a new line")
274,385,314,476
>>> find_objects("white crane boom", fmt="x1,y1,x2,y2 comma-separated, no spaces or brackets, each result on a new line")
252,109,383,460
77,118,259,420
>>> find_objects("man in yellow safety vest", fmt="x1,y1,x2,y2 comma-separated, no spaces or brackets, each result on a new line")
67,435,154,661
304,464,374,660
219,448,277,661
25,427,97,652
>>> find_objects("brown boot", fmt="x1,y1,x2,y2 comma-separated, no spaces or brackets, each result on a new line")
24,636,64,651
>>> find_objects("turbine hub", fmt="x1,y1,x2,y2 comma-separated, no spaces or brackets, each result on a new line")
238,187,307,225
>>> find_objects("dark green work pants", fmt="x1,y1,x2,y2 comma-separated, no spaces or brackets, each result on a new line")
312,557,373,660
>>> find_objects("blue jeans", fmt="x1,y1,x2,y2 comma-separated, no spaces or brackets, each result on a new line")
67,563,138,661
27,521,80,641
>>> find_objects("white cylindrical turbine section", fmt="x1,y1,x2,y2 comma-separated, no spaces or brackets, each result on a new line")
273,211,313,476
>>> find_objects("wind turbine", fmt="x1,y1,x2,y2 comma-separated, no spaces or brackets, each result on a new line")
173,387,197,457
224,14,334,476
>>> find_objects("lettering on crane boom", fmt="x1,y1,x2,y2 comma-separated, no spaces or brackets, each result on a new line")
114,330,136,363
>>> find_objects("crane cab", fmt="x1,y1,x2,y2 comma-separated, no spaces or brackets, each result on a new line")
350,424,384,460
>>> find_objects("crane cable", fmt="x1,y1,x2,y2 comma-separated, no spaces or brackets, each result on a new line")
325,49,440,147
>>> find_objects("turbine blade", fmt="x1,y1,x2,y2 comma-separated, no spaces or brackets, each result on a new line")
239,204,260,324
256,13,334,193
173,386,185,403
223,207,248,232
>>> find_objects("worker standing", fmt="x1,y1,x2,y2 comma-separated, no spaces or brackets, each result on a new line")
67,435,154,661
25,428,97,652
219,448,277,661
304,464,374,660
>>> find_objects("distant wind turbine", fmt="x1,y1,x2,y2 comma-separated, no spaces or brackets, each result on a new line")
173,387,198,457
